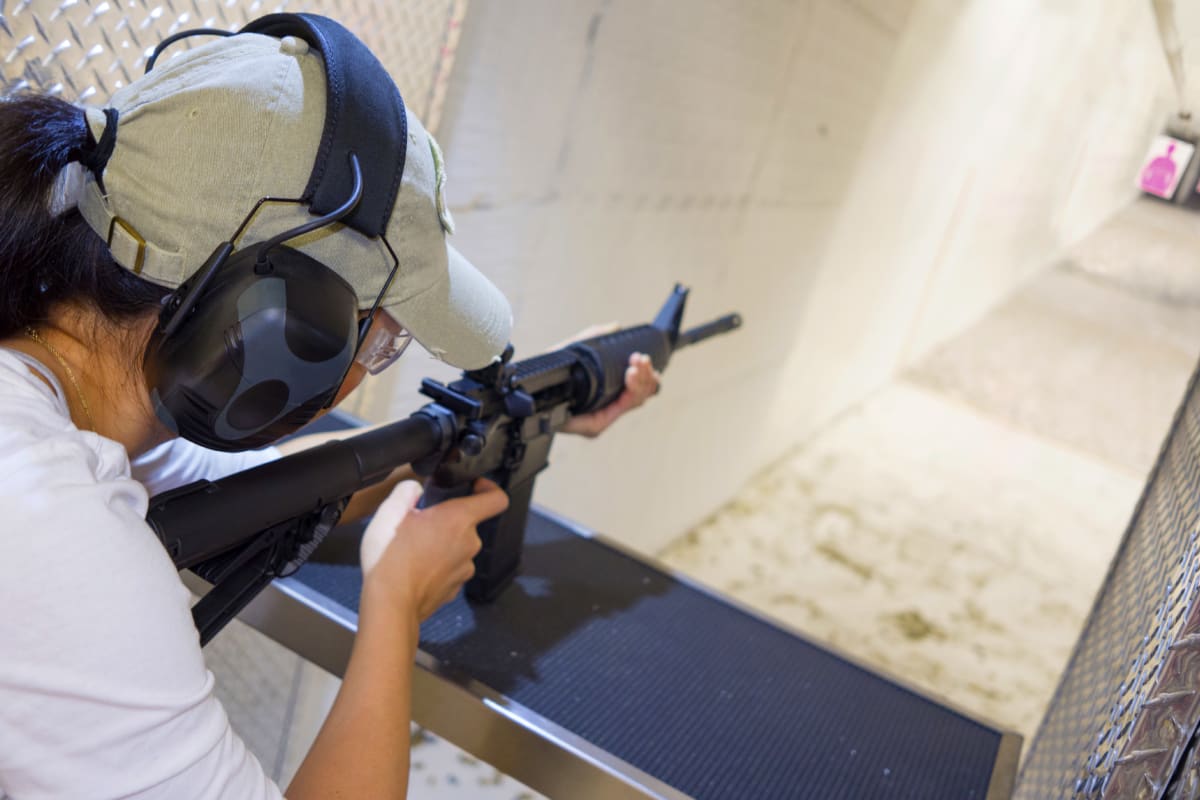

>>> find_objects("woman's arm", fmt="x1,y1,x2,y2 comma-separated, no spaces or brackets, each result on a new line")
284,592,418,799
285,478,508,799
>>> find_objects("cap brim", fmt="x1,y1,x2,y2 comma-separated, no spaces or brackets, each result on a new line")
383,243,512,370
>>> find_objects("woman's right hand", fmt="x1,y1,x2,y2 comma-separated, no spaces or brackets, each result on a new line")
359,478,510,623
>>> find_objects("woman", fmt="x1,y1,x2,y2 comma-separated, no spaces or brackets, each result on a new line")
0,23,657,800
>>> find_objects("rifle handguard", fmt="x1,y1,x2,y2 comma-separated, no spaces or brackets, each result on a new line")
567,324,671,414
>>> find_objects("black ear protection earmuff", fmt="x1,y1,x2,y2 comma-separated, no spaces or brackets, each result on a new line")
141,13,410,452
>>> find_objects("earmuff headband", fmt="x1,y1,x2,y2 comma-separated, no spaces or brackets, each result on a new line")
144,15,408,240
240,14,408,238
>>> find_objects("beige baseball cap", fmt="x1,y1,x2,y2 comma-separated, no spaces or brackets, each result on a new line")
76,30,511,370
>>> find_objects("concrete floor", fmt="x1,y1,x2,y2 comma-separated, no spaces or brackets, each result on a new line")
204,197,1200,797
659,198,1200,748
661,270,1188,743
660,211,1200,753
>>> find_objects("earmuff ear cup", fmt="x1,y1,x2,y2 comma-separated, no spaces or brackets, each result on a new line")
146,243,360,451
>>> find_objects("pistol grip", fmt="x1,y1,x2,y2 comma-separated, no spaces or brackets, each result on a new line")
417,479,473,509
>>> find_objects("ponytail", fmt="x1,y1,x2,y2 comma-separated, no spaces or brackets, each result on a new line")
0,94,168,339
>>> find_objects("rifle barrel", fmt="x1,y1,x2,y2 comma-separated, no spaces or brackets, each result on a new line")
678,313,742,348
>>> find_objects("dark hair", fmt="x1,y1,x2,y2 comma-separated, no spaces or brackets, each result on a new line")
0,94,169,339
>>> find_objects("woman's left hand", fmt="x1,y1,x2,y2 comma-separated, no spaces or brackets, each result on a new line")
562,350,661,438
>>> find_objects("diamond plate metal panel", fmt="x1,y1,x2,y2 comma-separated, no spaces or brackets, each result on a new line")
1017,358,1200,799
0,0,468,131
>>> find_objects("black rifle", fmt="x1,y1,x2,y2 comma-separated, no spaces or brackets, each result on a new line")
146,285,740,645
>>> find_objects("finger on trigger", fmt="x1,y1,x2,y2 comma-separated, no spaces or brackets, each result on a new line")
462,479,511,520
473,477,502,493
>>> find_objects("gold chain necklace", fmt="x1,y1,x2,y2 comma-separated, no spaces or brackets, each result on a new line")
23,326,97,431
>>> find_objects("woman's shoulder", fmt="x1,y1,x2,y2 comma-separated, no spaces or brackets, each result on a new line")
0,348,182,643
0,347,133,488
0,346,79,446
0,346,69,423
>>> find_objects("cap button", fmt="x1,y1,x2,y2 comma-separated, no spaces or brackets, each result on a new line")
279,36,310,56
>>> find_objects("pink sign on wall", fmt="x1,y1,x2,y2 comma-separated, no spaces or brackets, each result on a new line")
1139,135,1195,199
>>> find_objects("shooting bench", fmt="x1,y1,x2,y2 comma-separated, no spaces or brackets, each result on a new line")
190,411,1020,800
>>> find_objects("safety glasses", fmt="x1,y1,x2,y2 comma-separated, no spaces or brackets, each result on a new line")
355,309,414,375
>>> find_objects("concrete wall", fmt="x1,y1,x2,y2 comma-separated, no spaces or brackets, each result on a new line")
349,0,1170,554
1158,1,1200,118
783,0,1171,433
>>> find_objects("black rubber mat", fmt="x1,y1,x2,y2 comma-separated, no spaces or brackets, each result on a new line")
295,511,1005,799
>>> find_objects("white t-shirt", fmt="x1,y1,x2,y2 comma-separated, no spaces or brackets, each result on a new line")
0,348,285,800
